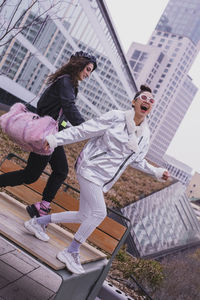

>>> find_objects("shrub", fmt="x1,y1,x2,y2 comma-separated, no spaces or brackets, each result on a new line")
115,246,164,292
153,250,200,300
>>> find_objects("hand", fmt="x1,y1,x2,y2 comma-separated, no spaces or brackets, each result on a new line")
162,170,170,181
44,140,50,151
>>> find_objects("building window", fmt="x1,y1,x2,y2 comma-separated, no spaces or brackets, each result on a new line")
139,52,148,62
134,63,143,72
131,50,141,59
129,60,136,68
157,52,164,63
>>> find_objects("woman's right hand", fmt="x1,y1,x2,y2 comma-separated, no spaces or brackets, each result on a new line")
44,140,50,151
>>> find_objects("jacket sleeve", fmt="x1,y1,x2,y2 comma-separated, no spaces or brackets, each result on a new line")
131,158,167,181
58,76,85,126
130,142,167,181
46,110,118,150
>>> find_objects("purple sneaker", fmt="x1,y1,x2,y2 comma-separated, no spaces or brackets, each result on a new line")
26,200,51,218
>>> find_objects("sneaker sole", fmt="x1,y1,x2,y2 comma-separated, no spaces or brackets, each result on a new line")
57,252,84,275
24,222,49,242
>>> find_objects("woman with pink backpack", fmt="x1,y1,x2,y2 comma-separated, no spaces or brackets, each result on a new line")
0,51,97,218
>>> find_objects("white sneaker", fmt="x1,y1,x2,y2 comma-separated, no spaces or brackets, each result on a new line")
24,217,49,242
57,249,85,274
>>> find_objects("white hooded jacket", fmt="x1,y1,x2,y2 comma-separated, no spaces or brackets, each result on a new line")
46,109,167,192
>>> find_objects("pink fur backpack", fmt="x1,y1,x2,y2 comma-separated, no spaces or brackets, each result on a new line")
0,103,62,155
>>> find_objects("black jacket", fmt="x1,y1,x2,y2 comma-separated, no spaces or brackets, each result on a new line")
37,75,85,129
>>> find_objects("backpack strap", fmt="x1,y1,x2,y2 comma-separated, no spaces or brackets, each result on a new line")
57,108,63,123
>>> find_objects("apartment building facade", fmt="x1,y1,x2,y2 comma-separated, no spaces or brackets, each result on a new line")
186,172,200,199
127,0,200,184
0,0,137,120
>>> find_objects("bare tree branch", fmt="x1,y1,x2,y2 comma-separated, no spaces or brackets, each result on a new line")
0,0,7,12
0,0,39,43
6,0,23,32
0,0,78,49
0,0,77,47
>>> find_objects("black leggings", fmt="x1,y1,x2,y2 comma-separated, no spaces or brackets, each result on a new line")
0,146,68,202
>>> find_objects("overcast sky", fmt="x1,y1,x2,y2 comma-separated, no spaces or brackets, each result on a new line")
104,0,200,173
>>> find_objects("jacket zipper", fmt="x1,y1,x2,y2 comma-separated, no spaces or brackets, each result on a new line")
103,136,143,188
89,151,107,161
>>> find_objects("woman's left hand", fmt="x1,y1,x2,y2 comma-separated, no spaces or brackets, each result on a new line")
162,170,170,181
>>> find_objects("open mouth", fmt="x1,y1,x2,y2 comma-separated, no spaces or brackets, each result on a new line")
140,105,149,111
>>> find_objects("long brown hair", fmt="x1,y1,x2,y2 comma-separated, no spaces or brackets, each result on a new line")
47,56,95,90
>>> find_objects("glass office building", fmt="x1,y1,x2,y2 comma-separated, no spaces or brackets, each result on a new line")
127,0,200,184
0,0,137,119
156,0,200,45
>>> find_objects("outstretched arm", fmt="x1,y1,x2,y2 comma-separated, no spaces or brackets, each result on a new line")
44,110,117,151
131,158,170,181
130,143,170,181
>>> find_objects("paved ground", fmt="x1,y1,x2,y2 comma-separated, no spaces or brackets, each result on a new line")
0,104,65,299
0,235,62,300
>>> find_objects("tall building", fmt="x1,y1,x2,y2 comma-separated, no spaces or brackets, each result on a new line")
156,0,200,45
0,0,137,120
127,0,200,184
164,154,193,185
186,172,200,199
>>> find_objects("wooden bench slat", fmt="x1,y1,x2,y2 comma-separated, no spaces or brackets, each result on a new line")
0,192,106,270
0,160,126,237
0,159,126,254
53,193,126,240
4,185,119,253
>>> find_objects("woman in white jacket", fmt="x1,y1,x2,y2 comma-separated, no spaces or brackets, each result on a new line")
24,85,170,274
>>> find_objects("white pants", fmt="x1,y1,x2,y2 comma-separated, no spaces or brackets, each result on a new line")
51,174,107,243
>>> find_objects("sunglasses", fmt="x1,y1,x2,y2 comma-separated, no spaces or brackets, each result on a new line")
138,94,155,104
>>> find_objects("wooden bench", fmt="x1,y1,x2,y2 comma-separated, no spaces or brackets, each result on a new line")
0,153,131,300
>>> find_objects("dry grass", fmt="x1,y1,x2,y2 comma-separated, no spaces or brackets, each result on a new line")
152,248,200,300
